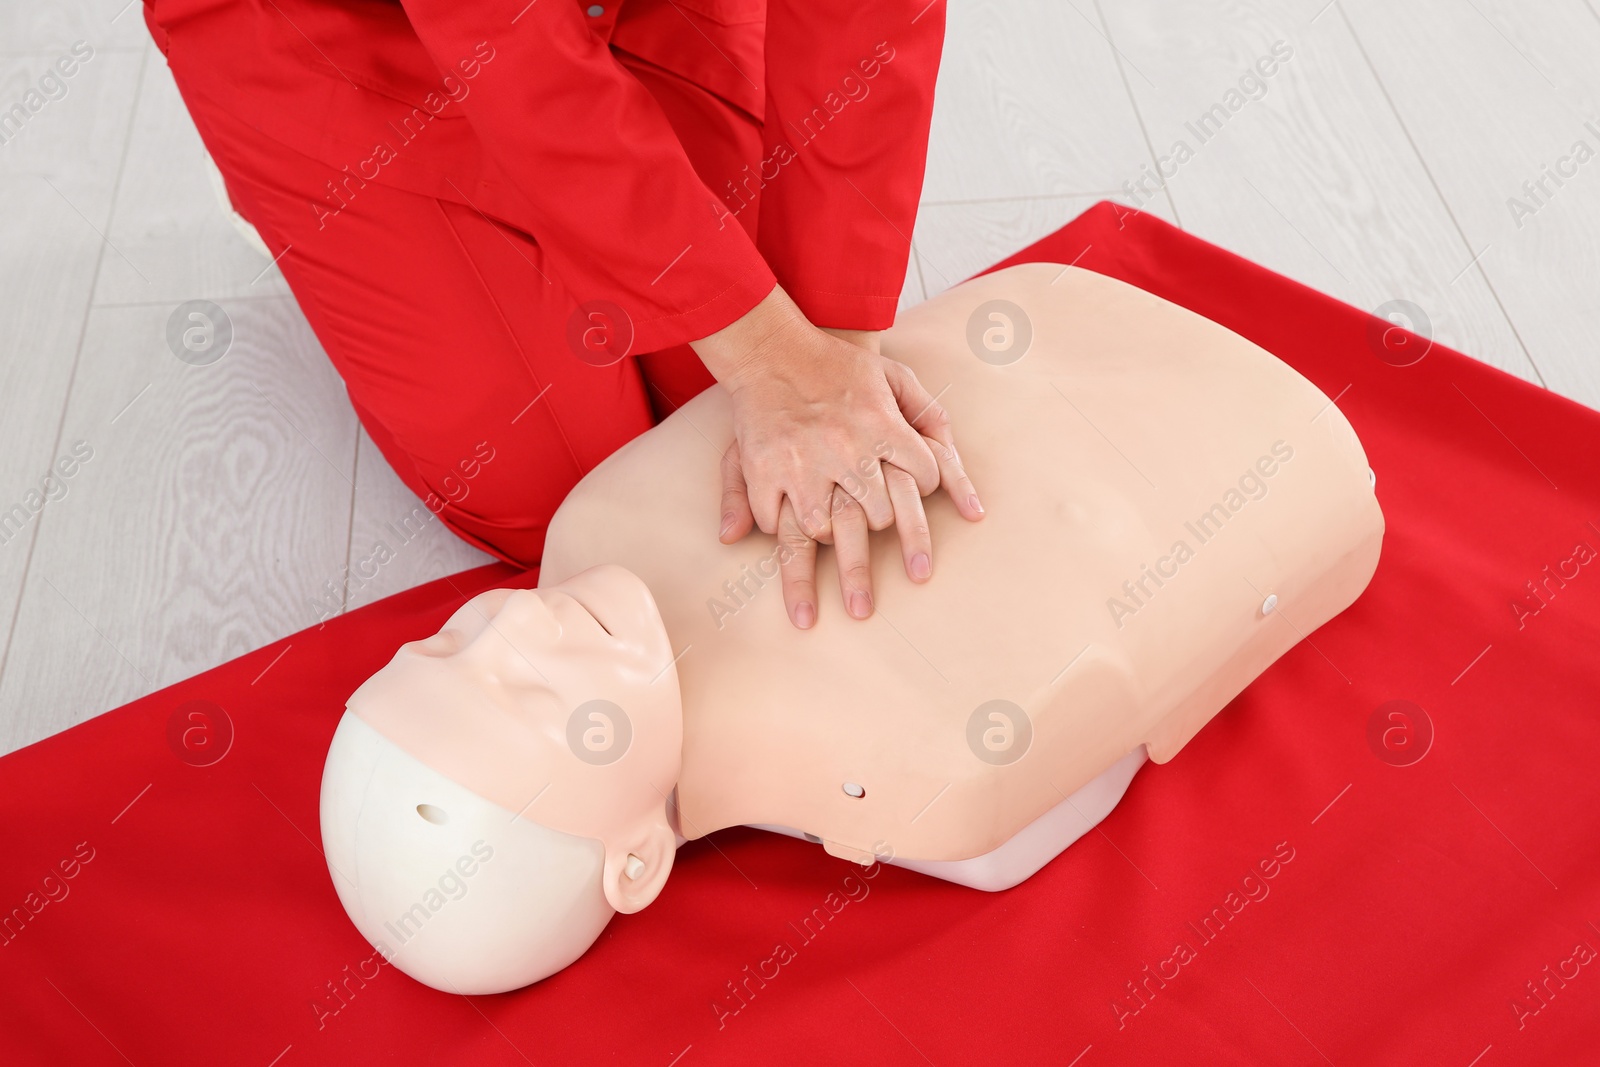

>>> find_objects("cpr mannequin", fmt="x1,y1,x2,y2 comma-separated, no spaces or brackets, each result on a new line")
319,264,1383,994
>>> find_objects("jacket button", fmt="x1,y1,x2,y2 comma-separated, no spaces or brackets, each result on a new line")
587,4,604,14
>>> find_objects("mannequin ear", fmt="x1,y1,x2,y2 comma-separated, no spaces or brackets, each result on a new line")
600,820,676,914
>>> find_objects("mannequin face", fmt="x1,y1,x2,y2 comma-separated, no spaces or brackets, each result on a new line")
324,565,684,991
405,578,655,710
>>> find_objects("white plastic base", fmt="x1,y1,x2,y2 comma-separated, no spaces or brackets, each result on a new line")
752,746,1149,892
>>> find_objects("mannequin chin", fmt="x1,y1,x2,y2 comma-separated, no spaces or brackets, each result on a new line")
319,262,1384,995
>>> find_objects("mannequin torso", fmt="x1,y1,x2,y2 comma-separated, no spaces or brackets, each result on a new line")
321,263,1384,994
539,264,1383,867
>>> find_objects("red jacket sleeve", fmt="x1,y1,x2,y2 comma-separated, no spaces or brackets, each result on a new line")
755,0,946,330
397,0,777,353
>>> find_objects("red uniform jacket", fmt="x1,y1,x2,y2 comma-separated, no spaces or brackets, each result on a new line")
142,0,946,352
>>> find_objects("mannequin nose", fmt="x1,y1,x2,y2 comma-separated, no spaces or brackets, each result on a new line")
490,589,560,632
456,590,562,670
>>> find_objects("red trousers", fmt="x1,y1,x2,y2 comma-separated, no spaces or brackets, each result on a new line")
150,0,944,567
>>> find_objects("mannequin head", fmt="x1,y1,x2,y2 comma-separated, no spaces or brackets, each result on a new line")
319,565,684,993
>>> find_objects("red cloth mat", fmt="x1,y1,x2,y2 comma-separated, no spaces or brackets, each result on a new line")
4,202,1597,1065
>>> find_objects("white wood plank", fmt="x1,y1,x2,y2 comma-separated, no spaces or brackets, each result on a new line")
0,1,150,54
0,47,141,256
1099,0,1537,384
0,48,143,694
95,52,294,306
1340,0,1600,410
913,194,1176,300
343,430,494,615
0,297,358,753
921,0,1157,202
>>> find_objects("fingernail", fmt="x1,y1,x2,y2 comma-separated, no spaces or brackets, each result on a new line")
910,552,931,580
794,601,815,628
720,514,737,538
849,590,872,619
968,494,985,515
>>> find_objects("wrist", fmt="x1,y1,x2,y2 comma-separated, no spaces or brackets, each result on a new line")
819,326,881,354
689,283,809,389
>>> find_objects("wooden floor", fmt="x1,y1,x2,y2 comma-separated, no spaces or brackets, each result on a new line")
2,0,1597,756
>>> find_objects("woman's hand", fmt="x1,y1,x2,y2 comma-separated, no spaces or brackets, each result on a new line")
690,285,984,629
